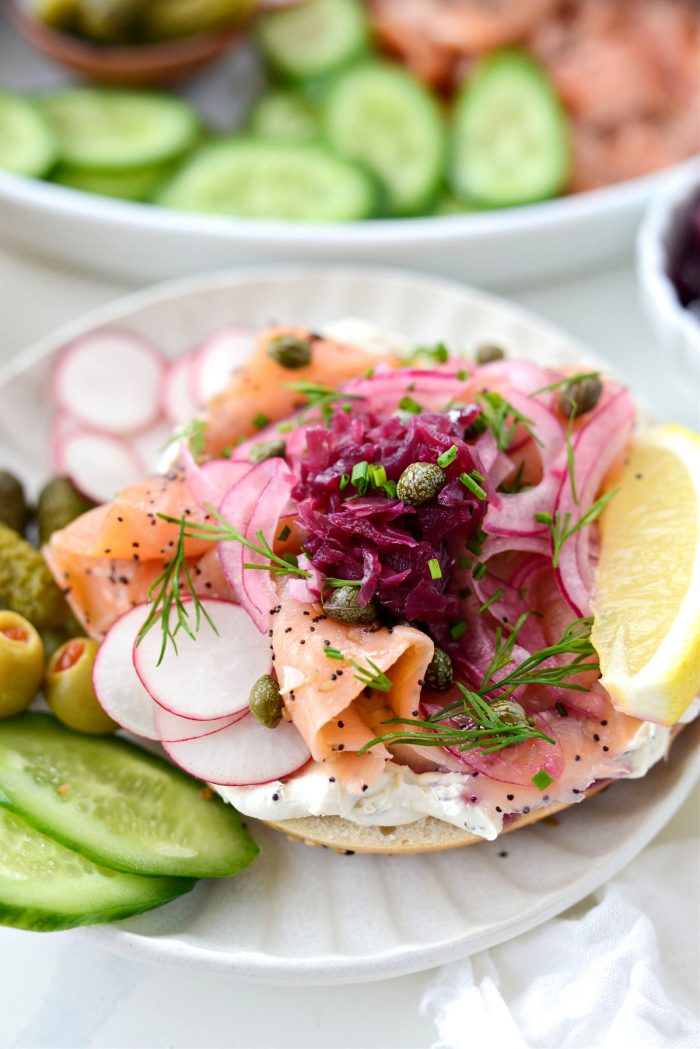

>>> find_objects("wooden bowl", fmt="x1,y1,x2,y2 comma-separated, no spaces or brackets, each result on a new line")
9,1,248,86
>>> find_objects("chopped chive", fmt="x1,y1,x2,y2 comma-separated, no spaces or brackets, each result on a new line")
428,558,442,580
477,588,504,614
252,412,269,430
529,371,600,397
473,562,487,580
324,647,345,661
466,527,486,555
449,619,467,641
531,769,554,791
351,461,369,484
456,369,469,381
277,525,291,542
339,473,351,491
341,402,353,413
437,445,459,468
277,420,294,433
371,464,387,487
364,366,375,379
471,470,485,483
382,479,398,498
457,554,472,570
459,471,487,500
398,395,422,414
556,702,568,717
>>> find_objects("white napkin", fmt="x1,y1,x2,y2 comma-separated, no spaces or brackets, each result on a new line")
421,838,700,1049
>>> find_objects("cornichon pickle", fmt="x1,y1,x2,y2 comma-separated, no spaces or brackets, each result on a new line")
0,471,28,535
0,522,72,631
37,476,94,546
0,611,45,719
141,0,255,40
77,0,142,41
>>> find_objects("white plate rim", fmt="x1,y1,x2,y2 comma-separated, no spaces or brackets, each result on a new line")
3,263,697,984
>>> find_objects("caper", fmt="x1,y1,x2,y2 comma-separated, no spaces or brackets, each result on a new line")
0,611,44,719
490,698,533,728
322,586,378,625
45,637,117,735
249,438,287,463
249,674,283,729
475,344,505,365
37,476,94,546
558,376,603,419
396,462,446,507
424,648,453,691
0,471,28,535
266,334,313,370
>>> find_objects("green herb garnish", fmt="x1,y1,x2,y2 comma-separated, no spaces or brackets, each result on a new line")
350,658,392,693
531,769,554,790
406,341,450,366
398,394,422,415
459,471,487,500
162,417,207,463
475,391,543,452
437,445,458,468
477,588,504,614
324,647,345,661
428,558,442,580
450,619,467,640
529,371,600,398
535,489,619,568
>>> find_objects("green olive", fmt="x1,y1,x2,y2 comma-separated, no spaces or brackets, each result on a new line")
322,586,378,625
0,611,44,719
558,376,603,419
37,476,94,546
248,674,282,729
45,638,117,735
0,471,28,535
396,462,445,506
475,344,505,365
249,438,287,463
424,647,453,691
266,334,313,370
490,698,534,728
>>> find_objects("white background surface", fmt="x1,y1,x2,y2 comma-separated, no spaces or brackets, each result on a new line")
0,242,698,1048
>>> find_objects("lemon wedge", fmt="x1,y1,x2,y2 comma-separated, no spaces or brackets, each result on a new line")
591,423,700,726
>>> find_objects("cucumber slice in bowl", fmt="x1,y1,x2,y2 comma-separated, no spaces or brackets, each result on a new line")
258,0,369,82
248,91,320,144
0,714,259,879
157,139,380,221
450,48,571,209
0,807,193,932
324,63,446,217
0,91,57,178
53,161,176,203
40,89,200,172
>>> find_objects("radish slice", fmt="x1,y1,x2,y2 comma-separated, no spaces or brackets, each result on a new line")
133,598,271,720
554,388,635,616
164,712,311,786
93,606,243,742
181,448,253,511
53,329,164,436
217,459,297,632
163,353,198,425
56,428,144,504
194,325,256,403
131,420,172,472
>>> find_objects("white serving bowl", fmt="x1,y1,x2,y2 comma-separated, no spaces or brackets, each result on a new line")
637,161,700,383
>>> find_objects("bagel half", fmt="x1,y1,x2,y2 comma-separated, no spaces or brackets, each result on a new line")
263,725,686,855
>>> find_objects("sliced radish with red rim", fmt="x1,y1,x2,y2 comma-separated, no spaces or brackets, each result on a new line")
133,598,271,720
93,606,243,742
55,429,145,504
53,329,164,436
194,325,256,403
164,712,311,786
162,353,198,426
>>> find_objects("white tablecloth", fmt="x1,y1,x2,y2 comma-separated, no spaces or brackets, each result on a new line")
0,243,697,1049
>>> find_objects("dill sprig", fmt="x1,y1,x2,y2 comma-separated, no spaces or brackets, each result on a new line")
536,488,619,568
359,685,554,755
162,417,207,463
324,648,393,691
528,371,600,397
285,381,364,425
474,391,544,452
136,517,218,664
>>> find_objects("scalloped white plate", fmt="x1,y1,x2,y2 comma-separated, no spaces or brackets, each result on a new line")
1,266,698,983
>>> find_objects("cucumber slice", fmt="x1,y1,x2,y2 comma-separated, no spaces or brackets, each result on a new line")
450,49,571,208
40,89,200,172
0,806,193,932
249,91,319,143
0,714,259,878
53,161,174,202
157,138,379,221
258,0,369,82
324,63,445,217
0,92,57,178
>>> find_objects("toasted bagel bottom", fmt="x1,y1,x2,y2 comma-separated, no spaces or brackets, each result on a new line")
264,726,685,855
